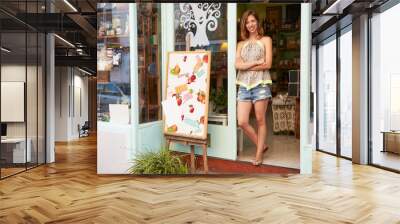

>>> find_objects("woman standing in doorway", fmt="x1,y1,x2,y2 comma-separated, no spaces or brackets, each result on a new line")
235,10,272,166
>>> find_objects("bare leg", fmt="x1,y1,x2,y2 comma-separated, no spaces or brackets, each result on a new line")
254,99,269,163
237,101,258,145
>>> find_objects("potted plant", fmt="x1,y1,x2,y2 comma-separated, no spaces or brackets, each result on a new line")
128,148,189,175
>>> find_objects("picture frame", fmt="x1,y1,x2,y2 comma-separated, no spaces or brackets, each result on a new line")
163,51,211,140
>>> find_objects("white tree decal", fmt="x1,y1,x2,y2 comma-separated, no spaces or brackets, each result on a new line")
179,3,221,48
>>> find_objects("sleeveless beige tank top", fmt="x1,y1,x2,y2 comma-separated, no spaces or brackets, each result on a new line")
236,40,272,90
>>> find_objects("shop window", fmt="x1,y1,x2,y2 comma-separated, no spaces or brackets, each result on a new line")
97,3,131,123
174,3,228,124
137,3,162,124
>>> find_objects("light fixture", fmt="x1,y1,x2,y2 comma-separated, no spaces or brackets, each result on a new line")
78,67,93,76
1,47,11,53
63,0,78,12
322,0,341,14
54,34,75,48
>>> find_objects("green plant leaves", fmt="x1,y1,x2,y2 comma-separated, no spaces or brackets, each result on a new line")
128,148,189,175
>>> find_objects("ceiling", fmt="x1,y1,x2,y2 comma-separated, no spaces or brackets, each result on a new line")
311,0,390,43
3,0,393,72
0,0,97,74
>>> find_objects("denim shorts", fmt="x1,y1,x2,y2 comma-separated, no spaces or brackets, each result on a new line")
237,84,272,103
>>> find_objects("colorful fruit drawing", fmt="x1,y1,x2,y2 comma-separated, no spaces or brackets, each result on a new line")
170,64,180,75
175,84,188,94
200,116,205,124
203,54,208,63
193,57,203,73
190,74,196,82
197,91,206,104
174,94,183,106
189,105,194,113
176,97,182,106
167,124,178,133
187,74,196,84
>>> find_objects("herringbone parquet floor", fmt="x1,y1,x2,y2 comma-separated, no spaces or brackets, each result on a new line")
1,135,400,223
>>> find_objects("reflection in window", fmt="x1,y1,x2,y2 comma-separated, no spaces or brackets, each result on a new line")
174,3,228,125
137,3,162,124
97,3,131,123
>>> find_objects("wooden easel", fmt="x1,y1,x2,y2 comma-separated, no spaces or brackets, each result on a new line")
165,134,209,174
162,38,210,174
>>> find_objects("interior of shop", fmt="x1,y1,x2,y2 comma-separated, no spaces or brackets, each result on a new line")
236,4,301,169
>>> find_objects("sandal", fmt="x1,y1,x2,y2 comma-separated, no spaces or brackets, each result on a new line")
252,146,269,166
252,160,263,166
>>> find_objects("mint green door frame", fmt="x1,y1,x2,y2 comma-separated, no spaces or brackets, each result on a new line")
129,3,139,158
130,3,165,155
161,3,238,160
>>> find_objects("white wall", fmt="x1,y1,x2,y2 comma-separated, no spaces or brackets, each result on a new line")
1,65,34,138
55,66,69,141
72,73,89,138
55,67,89,141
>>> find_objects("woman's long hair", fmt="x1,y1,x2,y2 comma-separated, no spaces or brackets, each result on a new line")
240,10,264,40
